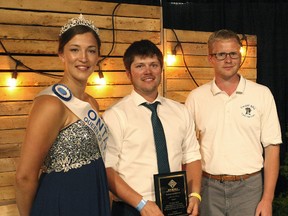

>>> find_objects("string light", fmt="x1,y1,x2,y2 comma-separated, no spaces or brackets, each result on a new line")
240,46,247,57
240,34,248,67
98,71,104,79
7,61,20,88
7,71,18,88
166,42,179,66
95,71,106,85
95,77,106,85
166,54,176,66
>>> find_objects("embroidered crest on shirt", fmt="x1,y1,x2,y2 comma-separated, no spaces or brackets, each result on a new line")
241,104,255,118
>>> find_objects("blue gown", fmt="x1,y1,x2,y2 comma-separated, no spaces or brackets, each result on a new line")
31,120,111,216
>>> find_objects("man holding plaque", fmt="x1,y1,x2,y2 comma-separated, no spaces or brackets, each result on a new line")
103,39,202,216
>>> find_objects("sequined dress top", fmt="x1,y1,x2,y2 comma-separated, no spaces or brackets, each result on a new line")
42,120,102,173
31,119,110,216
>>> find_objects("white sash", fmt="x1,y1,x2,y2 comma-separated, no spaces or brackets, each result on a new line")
37,84,108,159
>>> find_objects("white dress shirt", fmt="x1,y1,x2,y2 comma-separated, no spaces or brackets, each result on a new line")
103,90,201,201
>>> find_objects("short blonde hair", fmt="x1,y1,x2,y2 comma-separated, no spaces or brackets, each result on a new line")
208,29,242,53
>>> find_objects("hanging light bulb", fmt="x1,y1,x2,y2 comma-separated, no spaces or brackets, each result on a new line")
7,70,18,88
240,34,248,67
166,53,177,66
95,61,106,85
94,71,106,85
166,42,179,66
8,60,22,87
98,71,104,79
240,46,247,57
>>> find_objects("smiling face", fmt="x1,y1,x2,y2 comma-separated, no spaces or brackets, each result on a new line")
208,38,242,81
59,32,99,84
127,55,162,101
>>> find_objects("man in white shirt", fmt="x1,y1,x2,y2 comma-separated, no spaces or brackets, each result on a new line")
185,29,282,216
103,39,202,216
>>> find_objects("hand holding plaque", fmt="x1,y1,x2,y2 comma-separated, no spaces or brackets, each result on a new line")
154,171,188,216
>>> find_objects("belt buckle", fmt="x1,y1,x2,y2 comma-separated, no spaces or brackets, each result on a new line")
220,174,225,183
220,174,235,182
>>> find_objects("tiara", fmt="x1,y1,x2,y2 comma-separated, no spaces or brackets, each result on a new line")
59,14,100,36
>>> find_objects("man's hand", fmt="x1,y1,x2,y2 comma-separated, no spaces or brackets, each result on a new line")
140,201,164,216
255,199,272,216
187,196,200,216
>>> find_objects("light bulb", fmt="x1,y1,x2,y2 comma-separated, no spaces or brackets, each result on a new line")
94,76,106,85
8,77,17,87
8,71,18,87
166,54,176,66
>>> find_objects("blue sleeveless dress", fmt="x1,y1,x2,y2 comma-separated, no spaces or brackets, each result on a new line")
31,120,111,216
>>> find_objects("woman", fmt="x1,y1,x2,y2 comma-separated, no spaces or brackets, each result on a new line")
15,14,110,216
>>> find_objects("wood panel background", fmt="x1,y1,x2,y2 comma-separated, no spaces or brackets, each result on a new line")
0,0,257,215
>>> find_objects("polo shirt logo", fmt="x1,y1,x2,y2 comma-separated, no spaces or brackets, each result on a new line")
241,104,255,118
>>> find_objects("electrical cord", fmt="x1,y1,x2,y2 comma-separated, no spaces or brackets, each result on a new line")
171,29,199,87
0,3,122,79
96,3,121,76
0,39,62,78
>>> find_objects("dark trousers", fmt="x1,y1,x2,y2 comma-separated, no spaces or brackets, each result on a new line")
111,201,140,216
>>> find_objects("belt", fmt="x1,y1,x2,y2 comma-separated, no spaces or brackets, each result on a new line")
203,171,261,182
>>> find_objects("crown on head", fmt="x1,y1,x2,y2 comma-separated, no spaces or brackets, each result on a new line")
59,14,100,36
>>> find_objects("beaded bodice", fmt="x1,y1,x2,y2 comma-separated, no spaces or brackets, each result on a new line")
42,120,101,173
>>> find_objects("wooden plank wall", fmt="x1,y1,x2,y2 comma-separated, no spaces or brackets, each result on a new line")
163,29,257,103
0,1,257,215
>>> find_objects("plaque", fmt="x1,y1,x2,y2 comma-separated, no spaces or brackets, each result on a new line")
154,171,188,216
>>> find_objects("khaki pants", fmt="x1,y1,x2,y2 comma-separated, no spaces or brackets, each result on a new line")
200,173,263,216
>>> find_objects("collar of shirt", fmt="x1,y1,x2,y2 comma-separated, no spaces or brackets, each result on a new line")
130,90,164,106
210,74,246,96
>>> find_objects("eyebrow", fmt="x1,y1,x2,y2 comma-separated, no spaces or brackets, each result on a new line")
68,44,97,48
